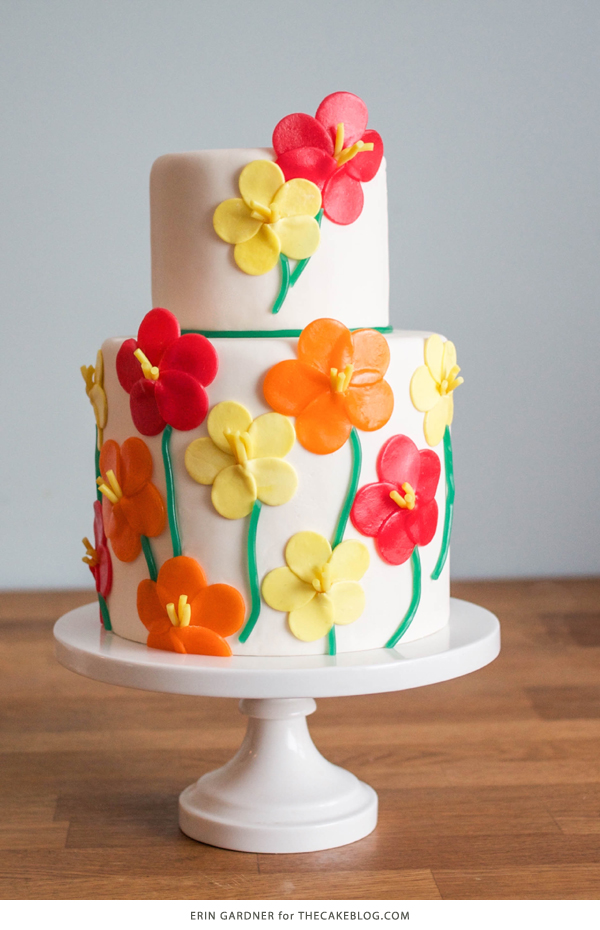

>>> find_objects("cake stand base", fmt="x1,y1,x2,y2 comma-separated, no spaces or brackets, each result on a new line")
179,697,377,853
54,597,499,853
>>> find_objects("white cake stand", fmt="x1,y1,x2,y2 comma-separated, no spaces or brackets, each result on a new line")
54,597,499,854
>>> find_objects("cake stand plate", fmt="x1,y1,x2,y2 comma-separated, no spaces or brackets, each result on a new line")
54,598,499,854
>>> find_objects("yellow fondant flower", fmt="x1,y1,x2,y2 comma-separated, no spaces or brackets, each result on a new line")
185,401,298,519
410,334,464,447
81,349,108,449
262,532,370,642
213,160,322,275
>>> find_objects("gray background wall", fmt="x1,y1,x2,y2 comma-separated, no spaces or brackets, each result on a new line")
1,0,598,588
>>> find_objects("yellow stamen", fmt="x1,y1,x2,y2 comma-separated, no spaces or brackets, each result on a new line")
330,364,354,394
249,199,273,223
166,594,191,628
334,122,345,158
96,478,118,505
96,470,123,505
224,429,252,467
336,140,374,167
134,348,159,381
81,537,98,567
390,482,416,511
312,562,332,594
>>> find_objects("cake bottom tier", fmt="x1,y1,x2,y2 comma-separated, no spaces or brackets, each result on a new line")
99,330,450,656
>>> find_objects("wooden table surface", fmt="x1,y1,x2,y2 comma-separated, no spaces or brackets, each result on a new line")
1,579,600,900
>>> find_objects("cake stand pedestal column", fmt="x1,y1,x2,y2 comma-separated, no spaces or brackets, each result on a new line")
179,697,377,853
54,597,499,854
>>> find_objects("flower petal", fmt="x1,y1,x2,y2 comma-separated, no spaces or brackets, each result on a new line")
137,579,170,634
322,170,364,225
185,437,234,485
285,531,332,585
262,567,315,612
344,380,394,432
207,401,253,453
330,581,365,626
212,464,257,520
175,626,232,657
423,396,453,447
351,481,399,537
138,308,180,365
99,440,121,487
277,148,337,189
155,370,209,432
297,317,353,377
248,412,295,459
129,379,166,436
272,178,322,220
213,198,262,244
250,457,298,507
161,333,218,387
120,483,166,538
344,130,384,182
116,338,140,393
147,629,185,654
271,216,320,260
273,112,334,156
106,502,141,562
96,544,113,599
315,92,369,147
376,511,415,566
234,224,281,275
424,334,444,384
192,583,245,637
376,434,420,489
442,340,458,380
156,555,207,610
289,593,334,642
329,540,370,583
350,329,390,384
93,499,106,548
263,360,328,417
296,390,352,455
405,499,439,547
417,449,441,503
410,365,440,413
239,160,285,210
119,437,153,497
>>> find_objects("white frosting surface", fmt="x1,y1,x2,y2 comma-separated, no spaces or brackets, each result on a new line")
101,331,449,656
150,149,389,332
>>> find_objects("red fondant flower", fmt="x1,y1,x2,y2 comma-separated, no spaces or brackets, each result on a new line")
98,438,166,562
137,556,245,656
273,91,384,225
263,318,393,455
82,501,113,613
116,308,218,435
351,435,441,565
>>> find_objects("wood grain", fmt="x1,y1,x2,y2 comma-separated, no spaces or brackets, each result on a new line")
0,579,599,899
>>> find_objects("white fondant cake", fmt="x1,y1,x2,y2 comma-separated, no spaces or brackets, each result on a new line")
83,93,460,658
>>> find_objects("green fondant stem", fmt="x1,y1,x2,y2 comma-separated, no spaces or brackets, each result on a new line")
95,432,101,502
327,428,362,657
290,209,324,287
181,326,394,338
385,548,421,648
431,426,454,581
271,255,290,315
238,501,262,643
162,425,182,558
98,593,112,631
141,535,158,582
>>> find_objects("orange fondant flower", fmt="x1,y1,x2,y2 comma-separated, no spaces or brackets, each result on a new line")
263,318,394,454
98,438,166,562
137,556,245,656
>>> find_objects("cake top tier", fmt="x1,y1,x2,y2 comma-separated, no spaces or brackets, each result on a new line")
150,92,389,333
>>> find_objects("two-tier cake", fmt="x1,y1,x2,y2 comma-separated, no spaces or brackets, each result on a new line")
81,92,463,657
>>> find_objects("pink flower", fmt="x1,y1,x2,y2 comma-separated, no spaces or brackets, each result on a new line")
351,435,440,565
273,91,384,226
